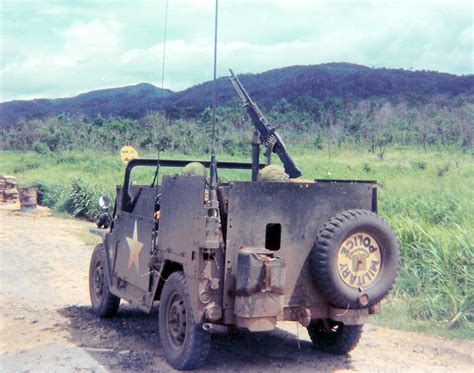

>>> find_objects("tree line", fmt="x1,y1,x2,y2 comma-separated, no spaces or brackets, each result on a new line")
1,94,472,155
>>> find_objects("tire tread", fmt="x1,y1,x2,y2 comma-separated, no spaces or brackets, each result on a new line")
307,321,362,355
89,244,120,318
159,271,210,370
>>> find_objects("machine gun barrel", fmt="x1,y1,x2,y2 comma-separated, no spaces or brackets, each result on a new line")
229,69,302,179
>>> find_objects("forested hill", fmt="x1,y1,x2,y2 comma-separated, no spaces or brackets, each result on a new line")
165,63,474,116
0,83,172,127
1,63,473,127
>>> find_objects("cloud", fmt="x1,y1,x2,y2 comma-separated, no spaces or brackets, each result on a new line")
63,19,122,57
1,0,472,101
459,25,473,47
1,18,125,100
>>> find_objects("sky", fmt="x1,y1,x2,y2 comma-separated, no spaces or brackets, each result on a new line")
1,0,473,102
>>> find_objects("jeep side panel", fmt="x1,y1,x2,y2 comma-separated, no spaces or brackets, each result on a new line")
104,185,158,311
157,175,225,324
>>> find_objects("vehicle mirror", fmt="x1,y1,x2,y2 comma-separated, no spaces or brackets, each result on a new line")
98,195,111,209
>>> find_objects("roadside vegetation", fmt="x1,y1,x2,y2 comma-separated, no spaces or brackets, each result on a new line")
1,145,472,339
2,95,472,156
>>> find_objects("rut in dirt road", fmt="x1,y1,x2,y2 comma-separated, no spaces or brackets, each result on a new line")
0,205,473,372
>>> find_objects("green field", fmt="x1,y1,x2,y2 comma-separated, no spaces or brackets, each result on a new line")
1,146,473,338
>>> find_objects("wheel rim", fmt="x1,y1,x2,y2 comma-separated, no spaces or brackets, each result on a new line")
337,232,382,288
92,260,104,301
166,291,187,349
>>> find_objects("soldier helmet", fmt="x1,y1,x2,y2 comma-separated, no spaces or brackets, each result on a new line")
182,162,207,177
257,164,289,182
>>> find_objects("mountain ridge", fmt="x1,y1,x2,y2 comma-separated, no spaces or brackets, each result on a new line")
1,63,473,127
0,83,173,127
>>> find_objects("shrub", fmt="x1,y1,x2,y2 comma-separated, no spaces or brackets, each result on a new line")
56,153,81,164
13,160,41,173
437,163,450,177
62,178,101,219
33,141,52,155
313,132,324,150
363,163,372,173
412,161,427,170
31,180,67,208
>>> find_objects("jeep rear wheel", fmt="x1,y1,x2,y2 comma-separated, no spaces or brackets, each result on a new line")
307,319,362,354
89,244,120,317
311,209,400,308
159,271,210,370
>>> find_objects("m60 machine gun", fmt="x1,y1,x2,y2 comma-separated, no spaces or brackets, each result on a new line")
229,69,302,179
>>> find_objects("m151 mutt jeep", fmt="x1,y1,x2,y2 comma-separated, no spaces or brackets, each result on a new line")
89,72,400,370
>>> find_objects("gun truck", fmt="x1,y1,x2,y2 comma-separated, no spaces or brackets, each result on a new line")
88,71,400,371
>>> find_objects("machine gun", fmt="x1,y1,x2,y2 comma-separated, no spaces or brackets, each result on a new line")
229,69,302,179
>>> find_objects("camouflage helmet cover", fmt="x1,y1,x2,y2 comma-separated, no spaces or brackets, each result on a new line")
257,164,289,182
182,162,207,177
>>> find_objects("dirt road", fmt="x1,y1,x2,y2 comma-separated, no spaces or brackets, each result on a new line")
0,204,473,372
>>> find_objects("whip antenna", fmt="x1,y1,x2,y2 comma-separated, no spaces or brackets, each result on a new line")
159,0,168,112
152,0,168,187
209,0,219,187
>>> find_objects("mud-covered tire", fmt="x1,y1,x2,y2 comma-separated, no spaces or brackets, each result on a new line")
89,244,120,317
159,271,211,370
311,209,400,308
307,319,362,354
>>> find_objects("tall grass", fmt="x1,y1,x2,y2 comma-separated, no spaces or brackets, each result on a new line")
32,178,114,219
1,146,473,332
388,216,473,327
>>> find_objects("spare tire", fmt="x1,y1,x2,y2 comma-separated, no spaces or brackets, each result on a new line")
311,209,400,308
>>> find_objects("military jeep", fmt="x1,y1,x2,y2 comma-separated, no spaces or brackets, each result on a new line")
89,75,400,371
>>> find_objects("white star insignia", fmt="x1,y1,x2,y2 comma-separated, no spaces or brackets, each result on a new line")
126,220,144,272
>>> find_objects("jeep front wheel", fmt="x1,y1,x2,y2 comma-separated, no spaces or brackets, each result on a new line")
311,209,400,308
89,244,120,317
159,271,210,370
307,319,362,354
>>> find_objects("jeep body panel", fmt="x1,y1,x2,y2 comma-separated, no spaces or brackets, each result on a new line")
103,185,160,311
156,175,225,323
222,180,376,328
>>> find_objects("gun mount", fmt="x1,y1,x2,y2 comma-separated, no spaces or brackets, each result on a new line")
229,69,302,179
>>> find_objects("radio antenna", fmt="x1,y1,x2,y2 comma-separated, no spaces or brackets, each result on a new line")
152,0,168,187
159,0,168,112
209,0,219,188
